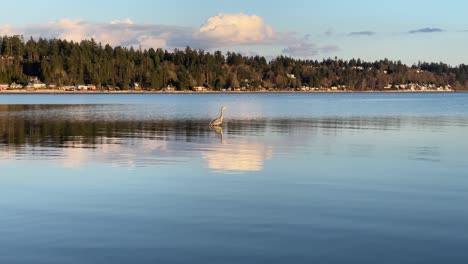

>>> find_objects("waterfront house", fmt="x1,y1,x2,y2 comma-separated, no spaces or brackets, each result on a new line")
193,86,207,92
10,82,23,89
162,85,175,92
0,84,9,90
132,82,141,90
63,86,76,91
26,77,46,89
77,85,88,91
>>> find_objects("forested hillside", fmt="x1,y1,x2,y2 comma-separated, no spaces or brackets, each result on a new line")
1,35,467,90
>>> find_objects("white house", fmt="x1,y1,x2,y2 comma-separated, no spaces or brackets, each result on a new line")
10,82,23,89
26,77,46,89
162,85,175,92
193,86,207,92
77,85,88,91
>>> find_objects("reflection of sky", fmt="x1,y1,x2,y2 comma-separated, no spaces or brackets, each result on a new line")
1,114,467,174
203,143,273,172
0,94,468,174
1,96,468,263
1,93,468,119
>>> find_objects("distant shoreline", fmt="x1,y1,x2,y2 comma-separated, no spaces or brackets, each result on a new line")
0,89,464,95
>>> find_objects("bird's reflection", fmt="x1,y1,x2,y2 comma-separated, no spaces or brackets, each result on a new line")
0,104,458,172
0,105,277,172
205,125,273,172
210,125,225,144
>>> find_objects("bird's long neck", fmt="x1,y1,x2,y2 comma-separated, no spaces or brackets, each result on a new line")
219,108,224,120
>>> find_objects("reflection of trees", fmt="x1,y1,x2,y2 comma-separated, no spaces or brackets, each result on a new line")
2,104,465,171
0,118,212,147
1,104,463,148
0,116,302,147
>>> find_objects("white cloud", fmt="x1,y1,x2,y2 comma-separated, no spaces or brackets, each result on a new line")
0,14,334,57
0,24,14,36
0,18,192,49
137,35,168,49
196,13,274,45
47,19,89,43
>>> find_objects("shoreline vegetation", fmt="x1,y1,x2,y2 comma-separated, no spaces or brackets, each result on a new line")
0,88,461,94
0,35,467,93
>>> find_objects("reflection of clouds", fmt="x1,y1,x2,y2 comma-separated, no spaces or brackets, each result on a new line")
58,137,274,172
0,147,16,160
61,147,89,168
3,113,463,172
210,126,224,144
46,139,170,168
203,143,273,172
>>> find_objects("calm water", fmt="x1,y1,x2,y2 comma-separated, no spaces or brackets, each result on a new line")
0,93,467,264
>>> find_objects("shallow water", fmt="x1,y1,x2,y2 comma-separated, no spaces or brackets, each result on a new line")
1,93,467,263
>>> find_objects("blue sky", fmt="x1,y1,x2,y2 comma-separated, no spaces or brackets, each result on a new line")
1,0,467,64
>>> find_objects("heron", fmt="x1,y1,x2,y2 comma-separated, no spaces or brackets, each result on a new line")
209,106,227,127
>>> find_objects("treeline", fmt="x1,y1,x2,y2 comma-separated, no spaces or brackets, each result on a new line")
0,104,310,147
1,35,468,90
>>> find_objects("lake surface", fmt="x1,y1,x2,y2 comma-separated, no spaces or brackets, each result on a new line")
0,93,467,264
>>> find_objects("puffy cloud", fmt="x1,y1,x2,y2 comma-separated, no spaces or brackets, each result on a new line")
0,24,14,36
408,27,444,34
348,31,375,36
46,19,89,43
1,15,276,49
0,14,335,58
0,18,193,49
196,13,274,45
137,35,168,50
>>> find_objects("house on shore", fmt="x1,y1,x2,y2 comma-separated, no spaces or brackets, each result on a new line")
26,77,46,89
132,82,141,90
10,82,23,89
162,85,175,92
193,86,207,92
0,84,9,90
77,85,88,91
63,86,76,91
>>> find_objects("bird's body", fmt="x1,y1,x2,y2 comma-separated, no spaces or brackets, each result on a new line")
209,106,227,127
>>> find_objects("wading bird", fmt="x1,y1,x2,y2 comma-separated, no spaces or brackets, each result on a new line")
209,106,227,127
